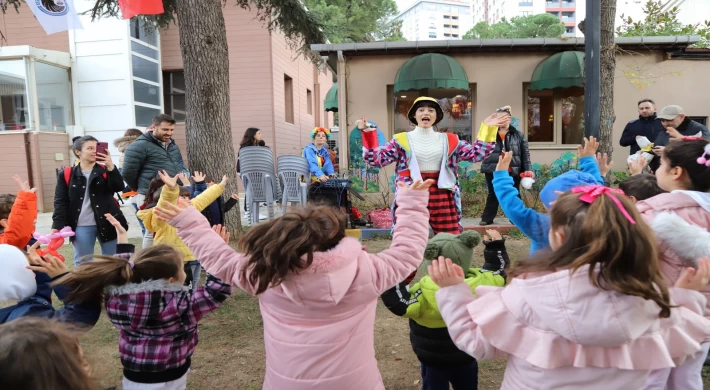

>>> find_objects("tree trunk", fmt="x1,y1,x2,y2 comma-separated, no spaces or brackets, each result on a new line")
175,0,242,237
599,0,617,158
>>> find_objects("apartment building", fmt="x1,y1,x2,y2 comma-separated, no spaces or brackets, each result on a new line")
397,0,474,41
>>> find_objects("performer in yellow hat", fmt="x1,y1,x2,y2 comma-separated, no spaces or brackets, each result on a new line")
358,97,501,233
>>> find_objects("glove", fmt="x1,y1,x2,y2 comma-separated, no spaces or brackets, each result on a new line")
520,171,535,190
476,122,497,143
482,238,509,279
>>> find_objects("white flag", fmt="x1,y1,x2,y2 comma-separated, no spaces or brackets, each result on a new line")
26,0,83,35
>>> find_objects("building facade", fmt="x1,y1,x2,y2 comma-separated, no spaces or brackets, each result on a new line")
0,0,334,211
398,0,474,41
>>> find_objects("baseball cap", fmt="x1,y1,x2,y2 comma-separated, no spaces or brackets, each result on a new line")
657,105,684,120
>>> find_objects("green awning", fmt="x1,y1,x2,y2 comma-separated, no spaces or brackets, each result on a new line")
530,51,584,91
324,83,338,112
394,53,469,92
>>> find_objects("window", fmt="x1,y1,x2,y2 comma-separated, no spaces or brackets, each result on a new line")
688,116,708,126
452,25,459,29
0,59,30,130
519,1,534,5
444,15,451,19
452,34,459,38
129,20,161,127
284,75,294,124
565,26,575,33
389,85,475,142
444,24,451,28
429,32,437,38
444,33,451,37
35,62,73,131
307,89,313,115
524,84,585,145
521,11,532,16
452,16,459,20
163,71,185,122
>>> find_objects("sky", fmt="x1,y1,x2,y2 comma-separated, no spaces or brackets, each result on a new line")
395,0,414,14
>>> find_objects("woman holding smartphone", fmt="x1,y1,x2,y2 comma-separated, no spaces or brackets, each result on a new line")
52,135,129,265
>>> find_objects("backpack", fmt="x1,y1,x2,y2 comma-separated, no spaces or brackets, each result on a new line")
63,165,107,186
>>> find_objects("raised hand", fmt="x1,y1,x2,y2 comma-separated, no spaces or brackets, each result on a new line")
154,197,191,221
628,154,648,176
578,137,599,158
484,229,503,242
666,127,683,141
158,170,179,189
13,174,36,193
212,224,231,244
104,213,127,244
219,175,229,187
192,171,206,183
483,113,506,127
674,257,710,291
26,242,68,278
396,178,436,191
495,151,513,172
176,172,190,186
595,152,614,177
231,193,239,201
357,116,370,130
428,257,465,288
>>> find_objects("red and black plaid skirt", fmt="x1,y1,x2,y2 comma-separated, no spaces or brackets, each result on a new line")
421,172,462,234
394,172,462,234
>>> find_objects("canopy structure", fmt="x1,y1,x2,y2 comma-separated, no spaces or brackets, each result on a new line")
529,51,584,91
394,53,469,92
324,83,338,112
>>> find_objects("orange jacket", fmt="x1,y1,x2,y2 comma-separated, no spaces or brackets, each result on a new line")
0,191,38,249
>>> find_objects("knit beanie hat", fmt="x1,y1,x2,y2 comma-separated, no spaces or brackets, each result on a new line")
423,231,481,272
0,244,36,302
540,170,599,209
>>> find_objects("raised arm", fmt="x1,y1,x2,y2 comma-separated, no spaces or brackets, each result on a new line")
361,130,400,168
3,176,37,248
457,122,497,163
381,281,423,319
364,186,431,294
187,274,232,323
170,206,257,294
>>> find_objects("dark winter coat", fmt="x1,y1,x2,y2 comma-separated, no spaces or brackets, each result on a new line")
650,118,710,172
121,132,187,195
52,164,128,243
619,114,665,155
480,126,531,175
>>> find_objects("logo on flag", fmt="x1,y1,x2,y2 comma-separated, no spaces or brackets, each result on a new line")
36,0,69,15
27,0,83,35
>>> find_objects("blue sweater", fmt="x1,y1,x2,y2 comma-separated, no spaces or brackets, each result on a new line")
493,156,604,255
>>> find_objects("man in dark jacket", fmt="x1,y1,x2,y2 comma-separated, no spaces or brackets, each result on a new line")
650,105,710,172
121,114,188,247
479,107,532,226
619,99,665,156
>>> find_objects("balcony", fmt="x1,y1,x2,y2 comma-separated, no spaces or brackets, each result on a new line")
519,1,533,5
561,16,576,23
546,1,560,8
561,1,575,7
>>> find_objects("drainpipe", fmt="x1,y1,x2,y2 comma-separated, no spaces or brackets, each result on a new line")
336,50,348,171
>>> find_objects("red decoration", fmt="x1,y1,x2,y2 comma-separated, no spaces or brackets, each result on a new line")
37,237,67,262
367,209,393,229
118,0,165,19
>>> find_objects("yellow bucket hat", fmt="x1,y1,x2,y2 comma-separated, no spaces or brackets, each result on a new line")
407,97,444,126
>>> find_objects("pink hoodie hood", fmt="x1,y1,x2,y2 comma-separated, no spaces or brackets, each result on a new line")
506,266,659,347
276,237,361,306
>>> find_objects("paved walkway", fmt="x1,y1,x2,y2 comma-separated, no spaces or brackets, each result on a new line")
36,198,514,246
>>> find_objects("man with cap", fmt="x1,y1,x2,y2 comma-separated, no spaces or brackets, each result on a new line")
651,105,710,171
358,97,498,234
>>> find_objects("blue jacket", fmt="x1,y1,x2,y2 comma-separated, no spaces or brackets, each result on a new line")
303,143,334,178
0,243,134,326
191,182,237,226
493,156,604,255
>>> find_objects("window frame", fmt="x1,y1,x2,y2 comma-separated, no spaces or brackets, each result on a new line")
522,83,584,146
284,74,294,124
128,21,162,127
163,71,186,122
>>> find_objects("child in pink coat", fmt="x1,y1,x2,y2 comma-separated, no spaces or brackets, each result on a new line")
155,180,434,390
636,138,710,390
430,183,710,390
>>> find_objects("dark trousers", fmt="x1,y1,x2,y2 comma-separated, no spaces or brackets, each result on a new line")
420,361,478,390
481,172,521,223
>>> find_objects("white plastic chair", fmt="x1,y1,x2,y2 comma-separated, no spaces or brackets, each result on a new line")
277,155,310,213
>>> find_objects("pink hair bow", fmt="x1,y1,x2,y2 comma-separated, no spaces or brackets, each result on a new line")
571,185,636,224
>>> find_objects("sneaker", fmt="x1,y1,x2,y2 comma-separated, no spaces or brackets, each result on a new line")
479,220,492,226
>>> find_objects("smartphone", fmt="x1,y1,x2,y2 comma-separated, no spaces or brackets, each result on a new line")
96,142,109,159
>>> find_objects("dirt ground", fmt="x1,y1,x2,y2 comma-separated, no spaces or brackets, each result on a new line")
65,237,710,389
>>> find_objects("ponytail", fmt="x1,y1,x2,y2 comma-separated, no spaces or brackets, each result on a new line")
239,206,347,294
663,138,710,192
55,245,182,304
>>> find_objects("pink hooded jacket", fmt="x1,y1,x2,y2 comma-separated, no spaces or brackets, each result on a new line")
169,189,430,390
436,265,710,390
637,191,710,306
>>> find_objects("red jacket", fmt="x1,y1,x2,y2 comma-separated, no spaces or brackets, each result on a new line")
0,191,37,248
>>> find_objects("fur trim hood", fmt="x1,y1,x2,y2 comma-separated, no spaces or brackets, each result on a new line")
277,237,363,306
105,279,188,296
652,212,710,268
113,135,140,153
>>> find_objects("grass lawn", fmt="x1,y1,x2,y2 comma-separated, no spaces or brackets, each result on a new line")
56,238,710,389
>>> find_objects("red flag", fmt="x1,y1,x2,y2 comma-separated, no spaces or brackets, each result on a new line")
118,0,165,19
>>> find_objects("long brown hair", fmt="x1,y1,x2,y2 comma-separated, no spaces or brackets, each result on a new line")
511,191,672,318
0,317,100,390
239,206,347,294
55,245,183,305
